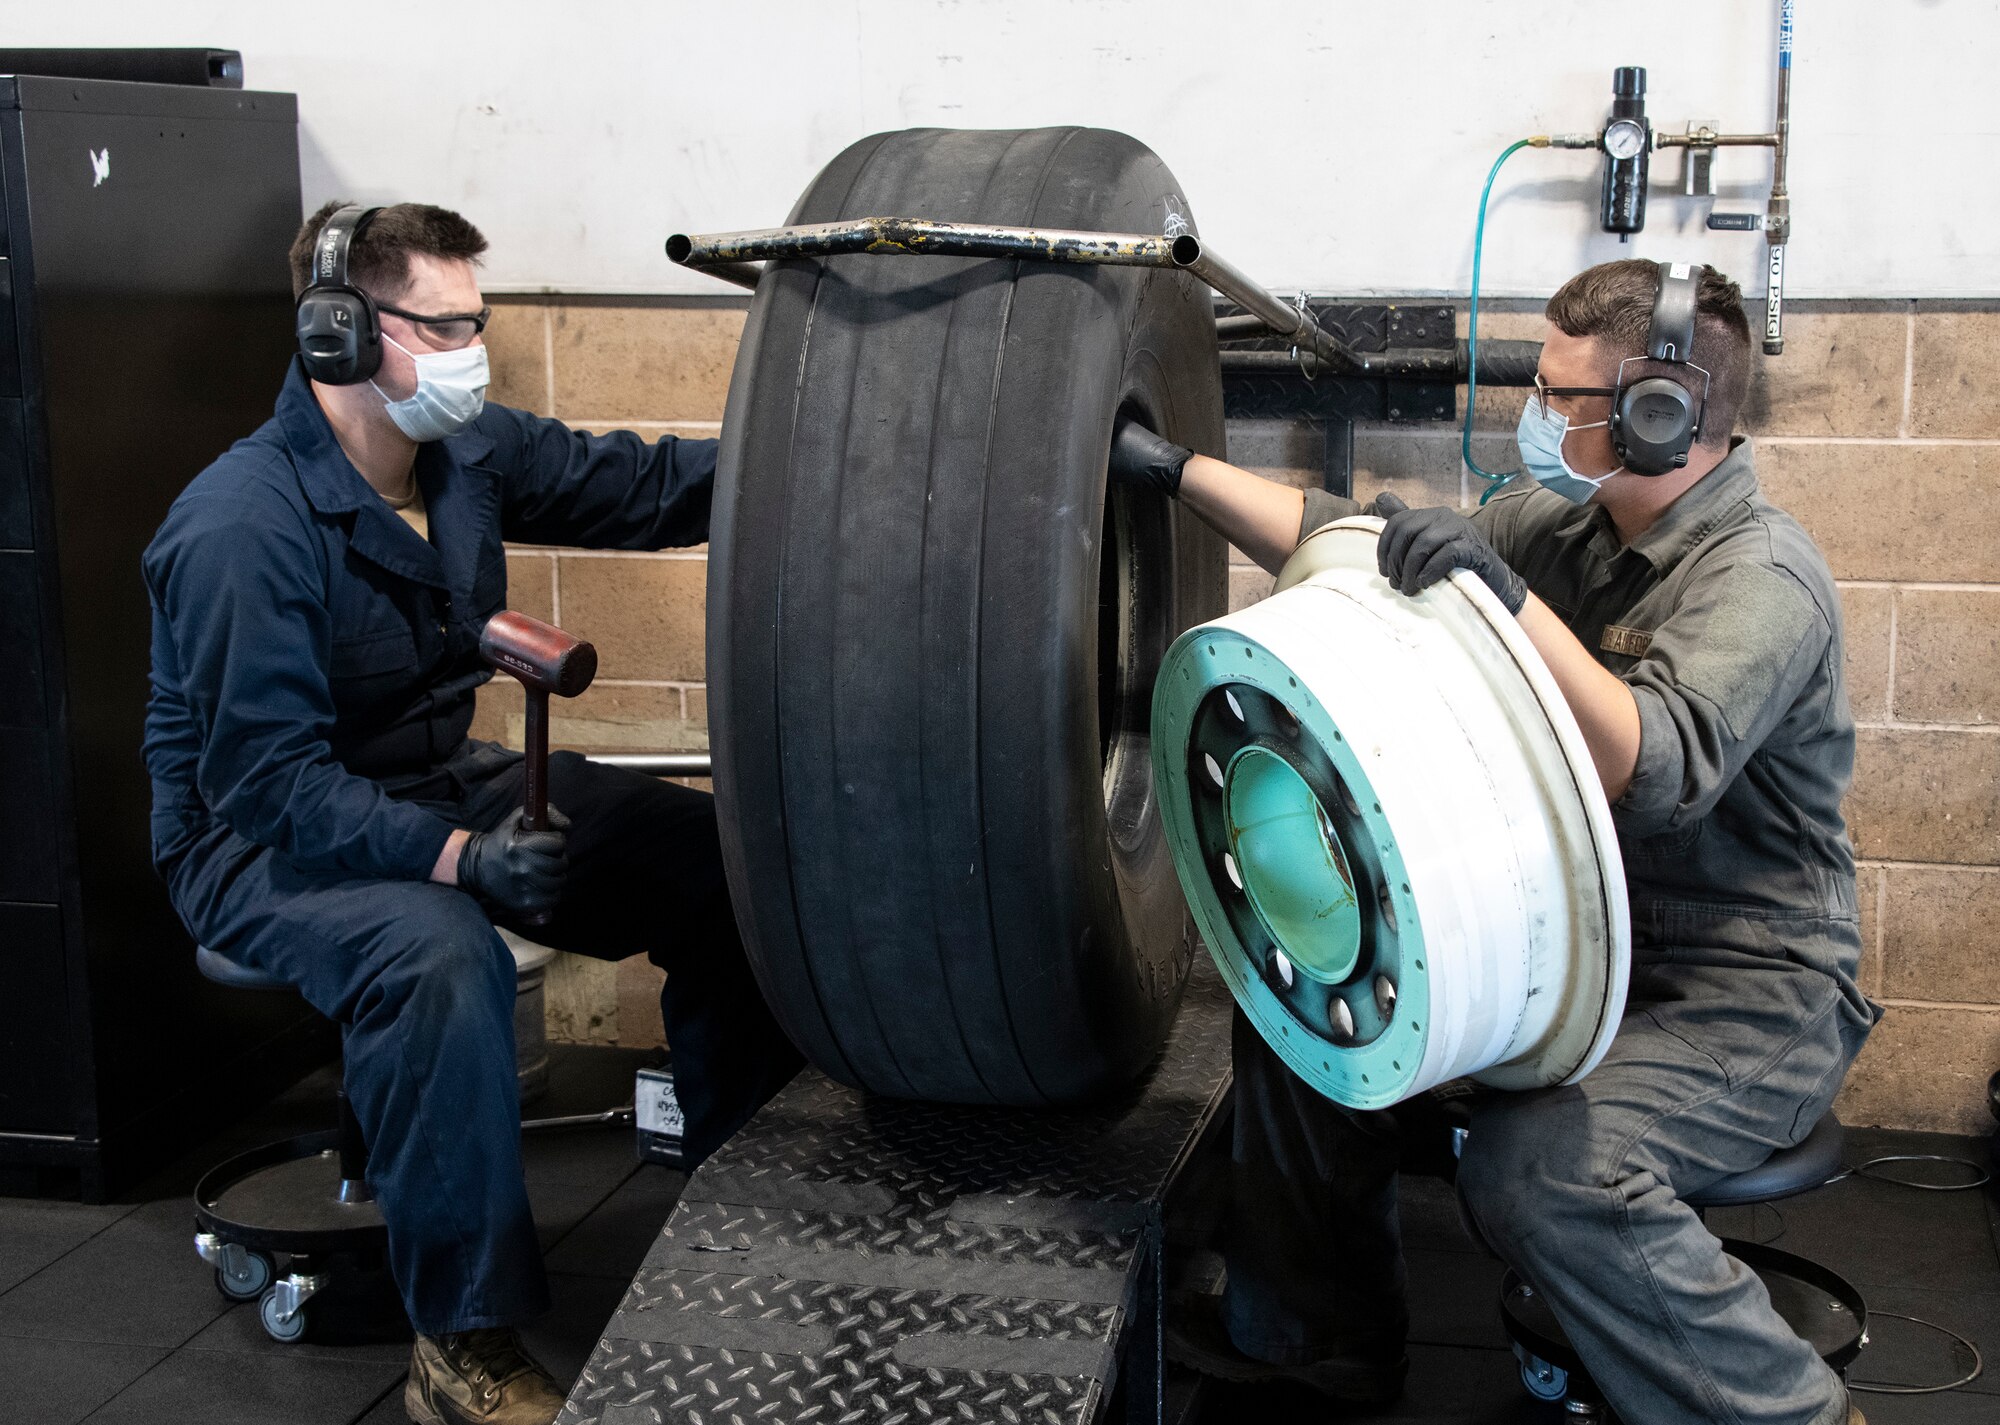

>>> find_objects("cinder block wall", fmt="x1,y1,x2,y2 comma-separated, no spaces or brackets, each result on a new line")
477,292,2000,1134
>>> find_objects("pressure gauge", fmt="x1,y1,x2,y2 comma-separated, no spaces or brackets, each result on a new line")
1601,68,1651,236
1603,118,1648,160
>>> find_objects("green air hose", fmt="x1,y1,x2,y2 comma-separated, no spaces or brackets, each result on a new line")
1465,139,1533,502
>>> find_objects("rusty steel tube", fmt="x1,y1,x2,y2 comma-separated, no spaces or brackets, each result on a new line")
691,260,763,291
668,217,1375,373
668,217,1183,269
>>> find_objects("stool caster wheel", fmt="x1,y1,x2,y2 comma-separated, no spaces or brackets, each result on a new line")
214,1248,274,1303
259,1287,309,1342
257,1269,326,1344
1514,1342,1568,1402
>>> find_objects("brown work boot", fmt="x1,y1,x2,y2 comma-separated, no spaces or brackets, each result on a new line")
405,1327,565,1425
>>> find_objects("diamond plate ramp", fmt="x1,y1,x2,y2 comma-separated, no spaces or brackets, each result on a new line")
560,962,1233,1425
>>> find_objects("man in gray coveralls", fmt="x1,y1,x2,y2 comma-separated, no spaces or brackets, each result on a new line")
1109,259,1879,1425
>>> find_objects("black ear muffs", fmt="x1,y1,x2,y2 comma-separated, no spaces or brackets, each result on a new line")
1613,376,1698,474
1608,260,1710,476
295,205,383,385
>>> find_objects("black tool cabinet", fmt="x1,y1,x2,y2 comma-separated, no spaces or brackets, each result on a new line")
0,73,329,1198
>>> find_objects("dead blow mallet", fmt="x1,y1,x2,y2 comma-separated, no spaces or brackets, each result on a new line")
478,610,598,925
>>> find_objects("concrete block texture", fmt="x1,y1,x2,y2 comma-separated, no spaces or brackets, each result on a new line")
1229,566,1275,611
1910,310,2000,439
551,302,744,423
556,554,707,682
1879,865,2000,1004
1740,308,1908,439
1351,427,1470,509
1848,728,2000,865
554,684,706,755
1225,417,1321,489
1838,584,1892,723
483,298,551,416
1758,440,2000,583
1893,588,2000,724
503,552,556,625
485,684,706,758
1837,1003,2000,1135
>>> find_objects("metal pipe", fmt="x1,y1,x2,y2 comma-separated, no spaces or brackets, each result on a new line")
522,1106,637,1132
669,218,1376,374
693,260,764,291
594,752,713,778
1175,238,1369,375
668,217,1182,269
1214,313,1272,342
1655,130,1780,149
1764,0,1794,355
1218,339,1544,386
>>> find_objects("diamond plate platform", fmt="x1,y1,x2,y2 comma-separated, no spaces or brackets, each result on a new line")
560,960,1234,1425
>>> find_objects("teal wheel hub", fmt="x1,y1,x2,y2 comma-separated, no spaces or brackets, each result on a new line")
1225,746,1360,984
1152,627,1430,1110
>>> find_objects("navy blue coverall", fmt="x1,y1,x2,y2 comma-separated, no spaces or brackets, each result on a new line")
143,360,800,1334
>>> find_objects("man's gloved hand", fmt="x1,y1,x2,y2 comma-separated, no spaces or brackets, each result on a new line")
457,806,569,918
1107,416,1193,497
1373,492,1527,615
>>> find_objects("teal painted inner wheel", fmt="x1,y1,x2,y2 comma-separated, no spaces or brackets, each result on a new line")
1224,746,1361,985
1154,629,1431,1109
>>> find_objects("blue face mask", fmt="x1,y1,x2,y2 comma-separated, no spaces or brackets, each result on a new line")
1516,397,1624,505
371,333,489,443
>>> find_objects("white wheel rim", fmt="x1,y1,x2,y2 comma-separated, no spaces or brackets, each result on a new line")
1153,517,1628,1108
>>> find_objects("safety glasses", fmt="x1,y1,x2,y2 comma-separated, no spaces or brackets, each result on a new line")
377,302,492,350
1533,372,1618,418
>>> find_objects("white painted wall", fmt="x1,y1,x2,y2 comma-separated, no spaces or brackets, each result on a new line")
11,1,1996,296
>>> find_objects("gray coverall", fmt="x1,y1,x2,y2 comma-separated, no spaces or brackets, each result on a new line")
1224,440,1881,1425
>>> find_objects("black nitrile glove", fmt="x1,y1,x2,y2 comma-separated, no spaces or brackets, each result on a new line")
1107,416,1193,497
458,806,570,918
1373,492,1527,615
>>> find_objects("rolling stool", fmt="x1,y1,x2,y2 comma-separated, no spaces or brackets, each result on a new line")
1499,1112,1867,1420
190,940,637,1342
190,946,388,1343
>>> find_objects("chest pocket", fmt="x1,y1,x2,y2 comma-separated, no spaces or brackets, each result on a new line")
328,625,419,715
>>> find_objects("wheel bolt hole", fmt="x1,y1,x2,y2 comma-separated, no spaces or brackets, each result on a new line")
1202,752,1225,789
1377,882,1399,934
1269,949,1295,990
1222,852,1243,891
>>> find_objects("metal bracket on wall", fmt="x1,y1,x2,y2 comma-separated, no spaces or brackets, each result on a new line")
1218,301,1457,498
